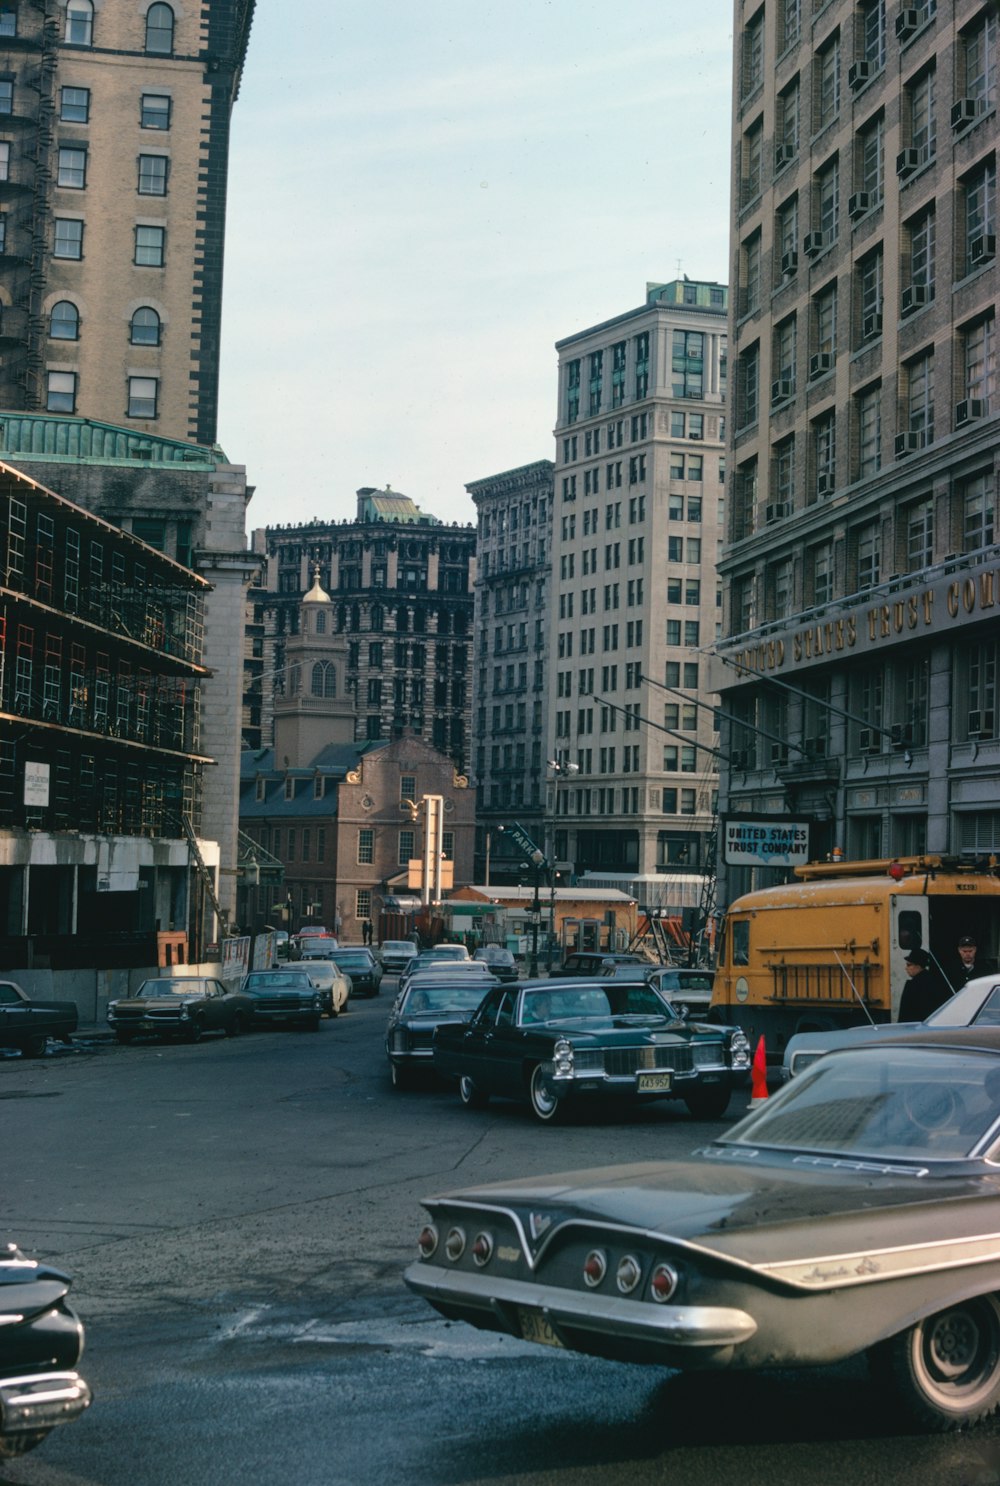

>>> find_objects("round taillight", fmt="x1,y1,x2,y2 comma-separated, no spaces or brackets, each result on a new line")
417,1224,438,1259
616,1254,642,1294
444,1226,466,1261
582,1249,607,1288
650,1263,679,1303
888,861,906,881
472,1232,494,1267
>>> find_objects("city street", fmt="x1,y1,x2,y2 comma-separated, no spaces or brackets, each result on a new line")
5,988,1000,1486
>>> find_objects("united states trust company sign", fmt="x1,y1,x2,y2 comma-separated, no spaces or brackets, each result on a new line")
725,567,1000,678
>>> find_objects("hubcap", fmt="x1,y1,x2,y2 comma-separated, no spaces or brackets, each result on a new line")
927,1311,981,1381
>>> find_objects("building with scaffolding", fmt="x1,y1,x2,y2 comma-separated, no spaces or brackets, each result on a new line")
0,460,217,969
245,489,476,775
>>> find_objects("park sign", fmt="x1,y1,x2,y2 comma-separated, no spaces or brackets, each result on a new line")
507,822,548,870
723,815,810,868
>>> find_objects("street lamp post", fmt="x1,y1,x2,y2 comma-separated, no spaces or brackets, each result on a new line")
546,758,579,970
528,848,544,978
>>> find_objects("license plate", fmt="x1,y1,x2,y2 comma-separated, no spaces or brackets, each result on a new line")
637,1071,673,1092
517,1308,564,1348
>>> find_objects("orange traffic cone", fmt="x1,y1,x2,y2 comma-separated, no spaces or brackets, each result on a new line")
749,1036,768,1106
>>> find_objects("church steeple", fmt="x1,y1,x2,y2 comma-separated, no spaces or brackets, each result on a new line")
272,564,356,767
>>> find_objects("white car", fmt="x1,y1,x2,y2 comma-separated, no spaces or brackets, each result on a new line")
379,940,419,974
276,960,350,1016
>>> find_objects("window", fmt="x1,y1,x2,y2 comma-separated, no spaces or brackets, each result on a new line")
398,830,414,866
769,557,794,620
963,472,995,550
856,383,882,476
53,218,83,258
782,0,801,50
771,437,795,517
65,0,93,45
672,330,704,398
0,6,14,38
739,342,760,427
0,80,12,115
855,113,884,204
963,158,996,274
743,8,764,98
130,306,161,345
134,225,165,266
776,78,799,166
856,520,881,588
960,10,997,118
815,32,841,131
962,314,995,408
145,3,174,54
141,93,171,130
742,118,763,205
357,829,374,865
811,541,834,605
857,244,883,340
588,349,603,416
565,358,580,423
773,314,797,400
0,217,8,255
815,156,840,244
57,145,86,189
49,300,79,340
634,331,650,399
138,155,168,195
812,282,837,367
906,498,933,570
812,409,836,499
906,67,936,164
127,375,158,418
60,87,89,122
905,349,934,443
46,371,76,413
859,0,886,69
906,206,935,301
356,889,371,921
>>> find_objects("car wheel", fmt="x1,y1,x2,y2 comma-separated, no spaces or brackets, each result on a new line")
184,1019,203,1044
18,1034,48,1059
684,1085,732,1120
870,1295,1000,1431
115,1030,135,1046
459,1074,489,1110
528,1064,564,1124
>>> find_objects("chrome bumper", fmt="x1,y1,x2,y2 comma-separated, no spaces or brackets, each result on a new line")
405,1262,757,1349
0,1371,91,1435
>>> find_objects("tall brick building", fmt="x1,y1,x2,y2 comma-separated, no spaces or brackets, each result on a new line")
719,0,998,900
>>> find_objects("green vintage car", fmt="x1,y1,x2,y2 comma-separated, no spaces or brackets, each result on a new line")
431,978,750,1122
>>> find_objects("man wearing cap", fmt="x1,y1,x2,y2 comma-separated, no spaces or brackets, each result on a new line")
949,934,989,988
898,948,949,1022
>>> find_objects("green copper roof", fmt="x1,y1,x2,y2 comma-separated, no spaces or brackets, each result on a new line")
0,413,219,469
356,487,441,525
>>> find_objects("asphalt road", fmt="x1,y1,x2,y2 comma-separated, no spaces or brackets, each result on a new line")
5,989,1000,1486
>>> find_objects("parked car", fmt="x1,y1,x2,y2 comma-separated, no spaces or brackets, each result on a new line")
386,974,497,1089
325,946,382,998
398,946,474,990
432,978,750,1122
296,934,340,961
273,930,290,960
0,981,78,1058
549,951,645,978
599,963,716,1017
0,1243,90,1459
408,1028,1000,1432
240,970,323,1031
782,972,1000,1079
472,946,519,982
378,940,419,974
107,976,253,1044
271,960,350,1016
400,955,492,993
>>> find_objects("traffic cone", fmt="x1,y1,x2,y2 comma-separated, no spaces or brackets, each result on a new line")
749,1036,768,1106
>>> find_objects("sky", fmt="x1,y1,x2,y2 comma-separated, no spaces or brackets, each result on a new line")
217,1,735,534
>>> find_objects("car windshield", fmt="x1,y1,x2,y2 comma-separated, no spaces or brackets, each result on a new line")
478,949,513,964
925,980,1000,1027
403,985,489,1014
134,979,211,998
382,942,413,953
246,973,311,990
658,972,714,993
519,984,667,1025
723,1047,1000,1160
330,953,372,970
422,946,468,960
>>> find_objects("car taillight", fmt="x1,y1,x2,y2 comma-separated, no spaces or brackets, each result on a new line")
650,1263,679,1303
444,1227,466,1261
417,1225,438,1258
582,1250,607,1288
615,1254,642,1294
472,1232,494,1266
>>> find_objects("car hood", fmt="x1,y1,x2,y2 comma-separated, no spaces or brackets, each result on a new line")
111,995,200,1010
549,1020,706,1045
245,984,313,998
427,1154,1000,1279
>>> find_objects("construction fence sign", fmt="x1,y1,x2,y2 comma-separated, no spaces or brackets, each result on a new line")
723,815,810,868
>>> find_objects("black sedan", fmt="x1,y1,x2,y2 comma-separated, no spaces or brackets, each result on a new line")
107,976,253,1044
472,946,519,982
408,1029,1000,1432
325,947,383,998
241,970,323,1031
432,979,750,1122
386,973,497,1090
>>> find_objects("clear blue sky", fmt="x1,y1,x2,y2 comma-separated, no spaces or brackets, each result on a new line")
217,1,734,532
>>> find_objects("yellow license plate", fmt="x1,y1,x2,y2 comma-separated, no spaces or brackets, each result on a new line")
517,1309,564,1348
637,1071,673,1092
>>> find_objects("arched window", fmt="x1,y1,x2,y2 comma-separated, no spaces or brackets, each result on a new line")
145,2,174,54
66,0,93,44
130,306,161,345
323,665,337,698
369,603,383,632
310,662,337,698
311,662,324,696
289,665,301,695
49,300,79,340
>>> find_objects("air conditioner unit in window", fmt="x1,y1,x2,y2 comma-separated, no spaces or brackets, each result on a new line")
896,147,922,179
781,249,799,276
970,234,997,266
809,352,833,378
955,399,986,426
862,311,883,339
848,191,873,220
895,430,925,457
858,728,881,755
901,283,929,315
771,377,794,403
775,143,795,167
849,61,873,90
951,98,979,130
815,472,833,495
765,501,790,523
806,735,828,758
688,430,703,440
770,742,789,765
895,8,920,41
803,231,826,257
968,709,995,738
891,724,915,747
